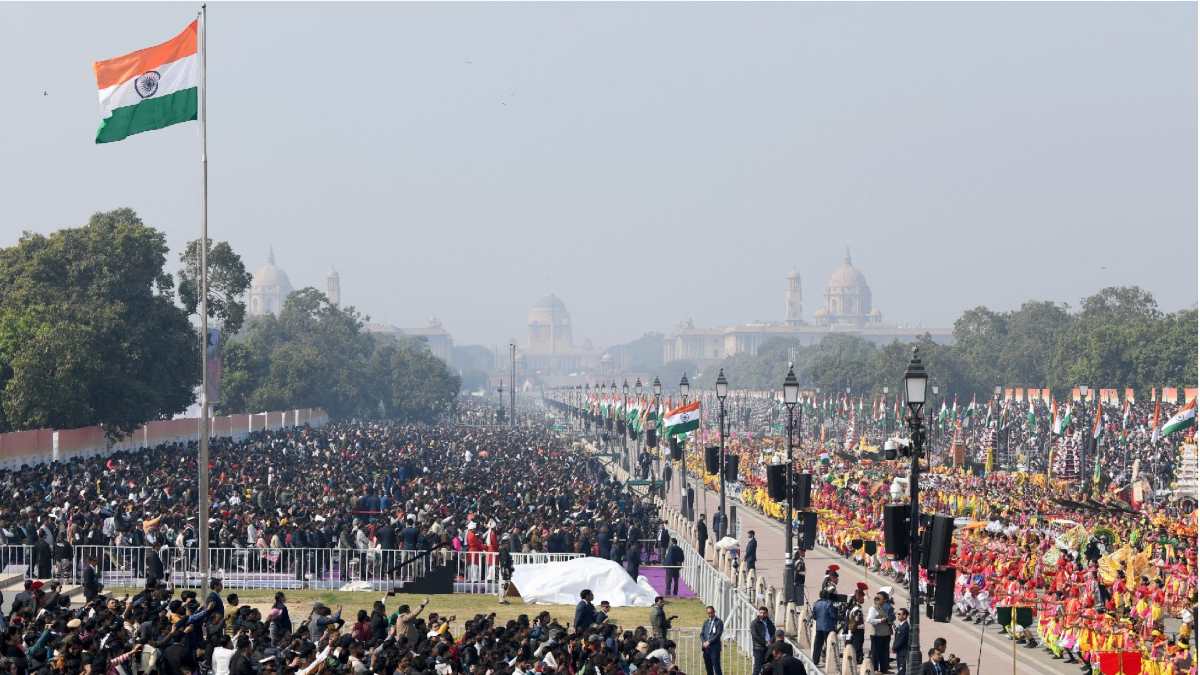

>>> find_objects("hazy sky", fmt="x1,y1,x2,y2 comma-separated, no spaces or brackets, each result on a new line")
2,2,1195,349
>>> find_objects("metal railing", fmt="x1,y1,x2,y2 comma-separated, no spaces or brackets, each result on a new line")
669,627,752,675
5,543,591,595
666,526,824,675
27,545,440,591
451,551,585,594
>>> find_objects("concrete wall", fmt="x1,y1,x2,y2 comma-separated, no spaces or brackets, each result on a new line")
0,408,329,470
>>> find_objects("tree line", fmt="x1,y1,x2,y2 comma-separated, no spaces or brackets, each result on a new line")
0,208,459,436
665,286,1196,398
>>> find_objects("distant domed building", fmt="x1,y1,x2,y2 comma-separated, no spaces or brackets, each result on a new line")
523,294,598,376
528,293,574,354
248,247,295,317
662,247,949,363
814,247,882,327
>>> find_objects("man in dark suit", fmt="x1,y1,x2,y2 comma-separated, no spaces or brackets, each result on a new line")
892,608,911,675
81,555,102,602
696,518,708,560
701,605,724,675
146,546,164,587
750,606,777,675
920,647,946,675
664,538,685,596
744,530,758,571
770,641,808,675
574,589,596,632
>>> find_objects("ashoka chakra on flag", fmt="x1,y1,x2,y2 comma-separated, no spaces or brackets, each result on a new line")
94,20,198,143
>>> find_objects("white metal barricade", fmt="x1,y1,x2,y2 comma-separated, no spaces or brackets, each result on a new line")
68,545,441,591
452,550,584,594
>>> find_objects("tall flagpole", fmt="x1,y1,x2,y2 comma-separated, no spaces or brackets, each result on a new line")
197,2,211,591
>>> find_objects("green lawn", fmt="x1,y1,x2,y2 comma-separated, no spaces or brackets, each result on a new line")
109,588,710,632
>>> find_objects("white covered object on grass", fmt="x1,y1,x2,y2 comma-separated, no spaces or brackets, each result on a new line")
511,556,658,607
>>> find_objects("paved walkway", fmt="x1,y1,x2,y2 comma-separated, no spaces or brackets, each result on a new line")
665,468,1079,675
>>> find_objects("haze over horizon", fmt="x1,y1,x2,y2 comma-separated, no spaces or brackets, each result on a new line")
1,2,1195,349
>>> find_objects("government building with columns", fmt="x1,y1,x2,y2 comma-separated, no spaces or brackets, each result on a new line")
662,249,952,362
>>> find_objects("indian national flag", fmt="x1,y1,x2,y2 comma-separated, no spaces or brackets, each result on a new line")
1158,399,1197,438
94,20,198,143
1053,403,1071,435
664,401,701,437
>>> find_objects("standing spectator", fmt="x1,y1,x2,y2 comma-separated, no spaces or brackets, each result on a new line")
701,605,724,675
744,530,758,571
664,538,685,596
651,596,674,642
81,555,102,602
574,589,597,632
750,606,776,675
867,592,894,674
697,516,709,560
811,590,838,668
893,608,911,675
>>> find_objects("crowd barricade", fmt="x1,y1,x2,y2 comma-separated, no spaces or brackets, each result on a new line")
61,545,437,592
669,627,752,675
0,545,34,578
665,522,823,674
451,551,585,594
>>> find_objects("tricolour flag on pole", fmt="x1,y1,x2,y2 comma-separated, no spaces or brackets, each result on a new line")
1158,398,1196,439
95,20,198,143
1053,402,1071,435
663,401,701,437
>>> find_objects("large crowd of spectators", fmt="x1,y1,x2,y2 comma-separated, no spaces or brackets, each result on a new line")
0,408,676,674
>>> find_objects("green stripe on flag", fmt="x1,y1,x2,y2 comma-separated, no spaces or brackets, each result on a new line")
96,88,198,144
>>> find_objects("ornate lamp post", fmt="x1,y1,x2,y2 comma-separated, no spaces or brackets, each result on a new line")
715,368,729,541
679,373,690,511
782,365,800,601
652,376,662,489
622,379,630,470
903,349,929,675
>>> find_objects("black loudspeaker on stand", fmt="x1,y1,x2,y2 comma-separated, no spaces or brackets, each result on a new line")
883,504,910,558
793,473,812,509
766,465,787,501
930,567,957,622
704,446,720,474
927,515,956,569
798,512,818,550
723,454,739,483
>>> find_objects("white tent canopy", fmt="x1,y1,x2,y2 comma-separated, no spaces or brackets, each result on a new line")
511,557,658,607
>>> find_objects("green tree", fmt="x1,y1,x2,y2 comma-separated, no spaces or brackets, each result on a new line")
0,208,198,435
178,238,253,335
390,337,461,423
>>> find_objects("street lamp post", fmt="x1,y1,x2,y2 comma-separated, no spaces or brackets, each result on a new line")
679,373,690,513
903,349,929,675
622,379,630,472
1079,385,1090,491
930,385,940,448
497,380,504,425
635,378,644,478
882,386,890,436
715,368,729,541
993,385,1003,470
652,376,662,489
782,365,800,602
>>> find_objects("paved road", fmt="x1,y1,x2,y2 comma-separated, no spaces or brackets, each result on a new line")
664,469,1078,675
